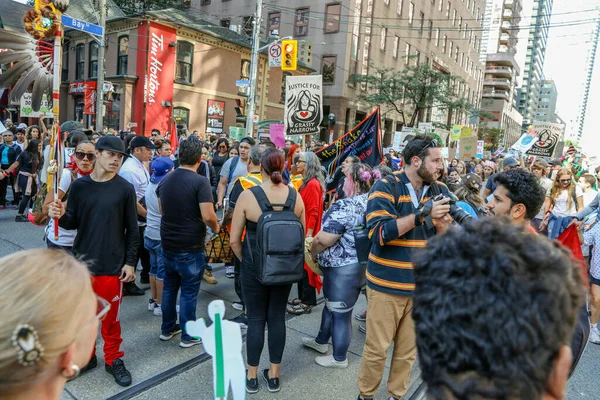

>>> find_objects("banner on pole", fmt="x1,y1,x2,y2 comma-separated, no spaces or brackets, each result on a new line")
284,75,323,135
315,108,383,193
525,122,565,157
84,88,96,115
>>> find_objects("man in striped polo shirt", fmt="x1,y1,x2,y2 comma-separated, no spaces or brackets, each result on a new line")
357,135,453,400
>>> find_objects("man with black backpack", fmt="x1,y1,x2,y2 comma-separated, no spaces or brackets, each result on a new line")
358,135,453,400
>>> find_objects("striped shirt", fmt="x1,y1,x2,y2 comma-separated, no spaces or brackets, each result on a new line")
366,171,450,296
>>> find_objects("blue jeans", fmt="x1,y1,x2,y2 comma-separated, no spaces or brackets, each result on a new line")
144,237,165,281
161,249,206,341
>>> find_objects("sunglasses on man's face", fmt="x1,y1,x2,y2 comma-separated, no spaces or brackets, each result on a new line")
75,152,96,161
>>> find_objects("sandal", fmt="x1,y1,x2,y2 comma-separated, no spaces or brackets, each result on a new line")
287,298,302,306
287,303,312,315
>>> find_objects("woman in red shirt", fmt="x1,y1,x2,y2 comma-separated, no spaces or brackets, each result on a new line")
288,152,324,315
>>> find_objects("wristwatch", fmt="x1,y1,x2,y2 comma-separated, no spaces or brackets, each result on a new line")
414,210,423,226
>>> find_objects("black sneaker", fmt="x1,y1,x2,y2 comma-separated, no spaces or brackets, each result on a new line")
246,370,259,393
80,355,97,375
229,313,248,329
15,215,27,222
105,358,132,387
357,396,373,400
262,369,280,393
159,324,182,341
123,282,144,296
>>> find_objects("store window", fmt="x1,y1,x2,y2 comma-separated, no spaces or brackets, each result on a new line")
173,107,190,127
89,42,99,78
62,40,70,81
295,8,309,36
324,3,341,33
267,12,280,37
75,43,85,80
176,41,194,84
117,36,128,75
322,55,336,84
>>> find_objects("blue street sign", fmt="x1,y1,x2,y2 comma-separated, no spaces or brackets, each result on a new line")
236,79,250,87
62,15,104,37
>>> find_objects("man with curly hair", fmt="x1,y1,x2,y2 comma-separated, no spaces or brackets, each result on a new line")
413,218,584,400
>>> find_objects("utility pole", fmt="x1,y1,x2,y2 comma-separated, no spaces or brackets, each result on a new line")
96,0,106,132
245,0,263,137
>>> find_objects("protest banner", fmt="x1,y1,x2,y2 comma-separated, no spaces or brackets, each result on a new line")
525,122,564,157
451,125,462,141
477,140,484,159
458,135,478,159
511,127,538,153
269,124,286,147
315,108,383,193
460,126,473,139
284,75,323,135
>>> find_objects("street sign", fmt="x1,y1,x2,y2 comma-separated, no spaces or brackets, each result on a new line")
268,43,282,67
62,15,104,36
236,79,250,87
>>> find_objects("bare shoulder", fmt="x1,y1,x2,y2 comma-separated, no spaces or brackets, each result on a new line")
293,188,305,214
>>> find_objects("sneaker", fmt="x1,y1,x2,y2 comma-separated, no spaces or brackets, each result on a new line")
123,282,144,296
232,301,244,311
225,265,235,278
148,299,157,311
203,270,218,284
315,354,348,368
15,215,27,222
229,313,248,329
354,310,367,321
105,359,132,387
246,370,259,393
590,326,600,344
262,369,281,393
359,325,366,334
80,355,97,374
153,305,162,316
301,337,328,354
179,338,202,348
357,396,374,400
159,325,182,341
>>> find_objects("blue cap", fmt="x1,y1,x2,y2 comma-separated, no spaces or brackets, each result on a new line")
150,157,174,184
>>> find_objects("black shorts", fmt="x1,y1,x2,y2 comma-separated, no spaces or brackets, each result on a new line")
590,275,600,287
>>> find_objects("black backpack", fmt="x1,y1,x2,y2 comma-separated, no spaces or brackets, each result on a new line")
249,186,305,285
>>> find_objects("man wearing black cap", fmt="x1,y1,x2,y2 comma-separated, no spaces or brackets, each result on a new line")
48,135,139,387
119,136,155,295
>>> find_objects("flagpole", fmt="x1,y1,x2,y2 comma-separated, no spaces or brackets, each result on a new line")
51,10,63,240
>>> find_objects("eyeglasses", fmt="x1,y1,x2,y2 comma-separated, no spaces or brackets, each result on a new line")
296,160,306,164
218,145,227,149
559,179,572,184
420,139,440,153
75,152,96,161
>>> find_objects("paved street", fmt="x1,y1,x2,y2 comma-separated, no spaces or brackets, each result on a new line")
0,208,598,399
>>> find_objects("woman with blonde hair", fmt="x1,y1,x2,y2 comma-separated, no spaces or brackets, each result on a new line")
542,167,584,239
0,249,106,399
454,173,487,219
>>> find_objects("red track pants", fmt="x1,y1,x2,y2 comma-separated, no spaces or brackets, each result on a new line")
91,275,124,366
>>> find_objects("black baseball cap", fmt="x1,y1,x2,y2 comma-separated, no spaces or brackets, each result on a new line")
95,135,127,155
130,136,156,150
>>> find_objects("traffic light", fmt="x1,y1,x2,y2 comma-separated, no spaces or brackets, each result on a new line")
281,40,298,71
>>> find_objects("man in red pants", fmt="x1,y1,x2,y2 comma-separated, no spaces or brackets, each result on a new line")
48,136,139,387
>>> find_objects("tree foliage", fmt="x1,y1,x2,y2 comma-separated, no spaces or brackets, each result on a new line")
112,0,183,14
348,61,475,128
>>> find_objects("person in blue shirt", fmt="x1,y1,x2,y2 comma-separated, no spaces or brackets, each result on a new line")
455,173,488,220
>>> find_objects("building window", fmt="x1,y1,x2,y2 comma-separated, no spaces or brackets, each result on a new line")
428,20,433,39
117,35,128,75
455,46,459,61
88,42,99,78
419,12,424,34
438,0,443,12
458,16,462,30
393,36,399,58
415,50,420,65
397,0,403,16
449,40,453,57
201,0,210,5
221,19,231,28
176,41,193,84
442,34,447,53
267,12,280,37
408,2,414,25
295,8,309,36
435,28,440,46
380,27,387,51
75,43,85,80
452,9,456,25
322,55,336,84
242,16,254,36
446,1,450,19
173,107,190,127
281,72,291,103
240,59,250,96
324,3,341,33
405,43,410,65
62,40,69,81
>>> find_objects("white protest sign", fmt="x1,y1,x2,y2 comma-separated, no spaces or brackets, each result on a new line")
20,93,53,118
284,75,323,135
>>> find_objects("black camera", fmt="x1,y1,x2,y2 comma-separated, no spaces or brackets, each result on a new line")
432,193,472,225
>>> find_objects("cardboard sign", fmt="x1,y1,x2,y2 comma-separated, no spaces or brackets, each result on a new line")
451,125,462,141
459,136,478,159
269,123,285,147
460,127,473,139
20,93,53,118
418,122,433,132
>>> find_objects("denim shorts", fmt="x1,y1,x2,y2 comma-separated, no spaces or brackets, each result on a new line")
144,237,165,281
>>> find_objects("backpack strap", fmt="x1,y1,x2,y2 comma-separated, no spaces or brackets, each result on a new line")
227,156,240,184
249,186,273,213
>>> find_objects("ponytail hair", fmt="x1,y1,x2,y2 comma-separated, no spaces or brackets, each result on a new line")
261,148,285,185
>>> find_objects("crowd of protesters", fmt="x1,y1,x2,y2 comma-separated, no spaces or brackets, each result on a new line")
0,117,597,400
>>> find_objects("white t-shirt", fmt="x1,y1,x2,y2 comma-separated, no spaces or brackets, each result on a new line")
552,186,583,217
47,169,79,246
16,141,25,152
144,182,161,241
583,189,598,208
535,177,553,220
119,155,150,226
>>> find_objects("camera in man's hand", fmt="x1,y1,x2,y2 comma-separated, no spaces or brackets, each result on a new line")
430,193,472,225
